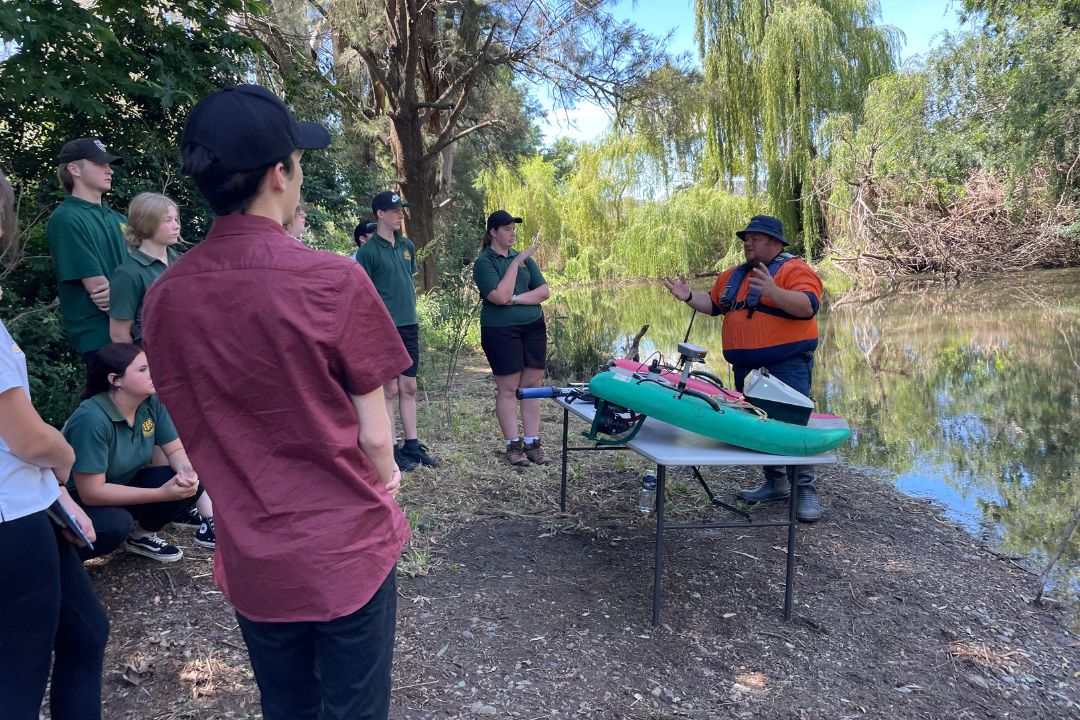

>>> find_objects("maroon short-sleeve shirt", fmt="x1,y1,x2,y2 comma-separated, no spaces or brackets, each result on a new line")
142,214,411,622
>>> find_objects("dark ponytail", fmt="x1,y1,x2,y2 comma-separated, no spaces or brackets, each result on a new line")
83,343,143,399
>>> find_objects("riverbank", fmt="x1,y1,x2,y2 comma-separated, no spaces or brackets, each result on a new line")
73,355,1077,719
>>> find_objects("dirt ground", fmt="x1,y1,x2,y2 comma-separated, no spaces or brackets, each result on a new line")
64,360,1079,719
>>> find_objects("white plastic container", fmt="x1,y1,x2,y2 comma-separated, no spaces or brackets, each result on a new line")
743,368,814,425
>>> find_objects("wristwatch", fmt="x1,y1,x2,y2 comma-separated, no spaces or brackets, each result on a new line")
510,294,518,305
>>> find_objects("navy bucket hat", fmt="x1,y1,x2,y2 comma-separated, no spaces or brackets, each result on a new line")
736,215,787,246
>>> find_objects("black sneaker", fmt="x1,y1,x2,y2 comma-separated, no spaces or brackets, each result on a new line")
394,445,417,472
194,517,216,549
171,506,202,529
125,533,183,562
400,441,439,468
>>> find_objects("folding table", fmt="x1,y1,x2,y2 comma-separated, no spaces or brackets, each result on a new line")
556,396,838,626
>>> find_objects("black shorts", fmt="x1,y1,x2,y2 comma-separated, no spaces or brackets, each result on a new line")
480,318,547,377
396,324,419,378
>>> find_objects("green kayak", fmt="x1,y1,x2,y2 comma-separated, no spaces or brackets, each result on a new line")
588,369,851,456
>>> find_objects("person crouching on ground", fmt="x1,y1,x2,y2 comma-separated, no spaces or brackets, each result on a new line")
473,210,552,466
62,343,215,561
109,192,182,346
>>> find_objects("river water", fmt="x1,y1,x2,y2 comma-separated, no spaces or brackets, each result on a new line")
552,268,1080,601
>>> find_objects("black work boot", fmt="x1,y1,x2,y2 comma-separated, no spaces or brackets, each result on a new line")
736,465,791,503
795,465,821,522
796,484,822,522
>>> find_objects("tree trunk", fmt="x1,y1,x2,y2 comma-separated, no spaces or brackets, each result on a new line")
390,114,438,291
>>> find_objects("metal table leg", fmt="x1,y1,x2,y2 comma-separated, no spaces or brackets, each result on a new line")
784,466,798,620
560,406,569,512
652,463,666,627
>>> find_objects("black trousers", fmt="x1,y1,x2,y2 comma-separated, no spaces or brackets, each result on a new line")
236,567,398,720
0,511,109,720
72,465,203,560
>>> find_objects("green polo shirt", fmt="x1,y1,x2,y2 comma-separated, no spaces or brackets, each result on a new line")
61,392,179,489
46,196,129,354
356,231,418,327
110,247,180,344
473,247,547,327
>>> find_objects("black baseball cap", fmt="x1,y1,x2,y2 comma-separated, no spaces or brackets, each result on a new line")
57,138,124,165
372,191,411,213
353,220,377,242
486,210,523,230
182,84,331,174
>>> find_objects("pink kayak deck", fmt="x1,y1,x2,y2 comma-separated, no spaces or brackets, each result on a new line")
611,358,845,423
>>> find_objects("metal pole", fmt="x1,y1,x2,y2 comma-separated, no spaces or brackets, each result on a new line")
682,308,697,345
560,406,569,512
653,463,666,627
784,466,798,620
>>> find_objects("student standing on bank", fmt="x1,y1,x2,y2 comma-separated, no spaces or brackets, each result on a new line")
0,167,110,720
357,191,439,470
63,343,214,561
473,211,551,466
46,138,129,367
142,84,411,720
351,219,376,260
110,192,182,345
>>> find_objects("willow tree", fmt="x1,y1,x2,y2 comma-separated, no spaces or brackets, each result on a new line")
695,0,899,253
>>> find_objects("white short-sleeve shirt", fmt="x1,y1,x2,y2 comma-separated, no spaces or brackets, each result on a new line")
0,319,60,522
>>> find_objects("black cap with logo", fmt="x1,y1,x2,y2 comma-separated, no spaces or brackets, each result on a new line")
57,138,124,165
372,191,411,213
181,84,331,175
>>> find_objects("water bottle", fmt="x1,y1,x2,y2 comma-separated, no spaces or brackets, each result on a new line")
638,474,657,514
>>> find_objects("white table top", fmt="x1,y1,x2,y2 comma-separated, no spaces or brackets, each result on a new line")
557,397,839,467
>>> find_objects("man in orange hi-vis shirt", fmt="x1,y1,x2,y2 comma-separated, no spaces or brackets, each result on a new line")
664,215,824,522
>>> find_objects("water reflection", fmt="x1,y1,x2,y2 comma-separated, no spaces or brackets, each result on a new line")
554,269,1080,602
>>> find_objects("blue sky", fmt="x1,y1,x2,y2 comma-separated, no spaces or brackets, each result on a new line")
541,0,965,143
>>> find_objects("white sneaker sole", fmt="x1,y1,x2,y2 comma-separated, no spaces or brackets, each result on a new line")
125,544,184,562
193,538,216,549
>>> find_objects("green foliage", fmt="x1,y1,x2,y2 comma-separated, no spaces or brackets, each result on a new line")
0,0,258,236
545,312,618,382
610,185,762,278
945,0,1080,195
695,0,899,253
0,231,83,427
478,139,767,282
0,0,263,425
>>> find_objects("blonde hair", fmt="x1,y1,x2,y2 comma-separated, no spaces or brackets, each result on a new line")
124,192,178,248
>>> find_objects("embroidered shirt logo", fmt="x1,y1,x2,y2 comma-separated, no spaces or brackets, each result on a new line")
141,418,155,437
11,343,21,355
402,249,412,263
